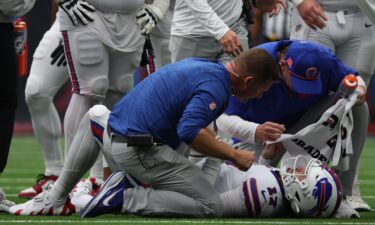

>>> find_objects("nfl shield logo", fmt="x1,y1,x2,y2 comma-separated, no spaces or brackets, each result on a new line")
209,101,217,110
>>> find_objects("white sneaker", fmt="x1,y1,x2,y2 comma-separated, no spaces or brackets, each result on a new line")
347,195,371,211
70,179,95,214
9,185,75,216
0,187,15,213
335,199,360,218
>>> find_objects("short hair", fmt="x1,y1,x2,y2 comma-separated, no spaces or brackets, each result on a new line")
233,48,279,84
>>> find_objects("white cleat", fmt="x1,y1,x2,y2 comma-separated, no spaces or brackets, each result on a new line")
335,199,360,218
70,179,96,214
346,195,371,212
9,185,75,216
0,187,15,213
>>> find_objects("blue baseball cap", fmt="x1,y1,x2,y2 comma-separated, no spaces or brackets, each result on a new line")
285,41,322,94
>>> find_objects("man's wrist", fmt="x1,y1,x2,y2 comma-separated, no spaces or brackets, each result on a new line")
290,0,304,7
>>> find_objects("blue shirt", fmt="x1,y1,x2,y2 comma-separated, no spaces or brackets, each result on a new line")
109,58,231,149
225,40,358,130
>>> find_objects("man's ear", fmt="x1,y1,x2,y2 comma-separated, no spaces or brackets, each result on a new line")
244,75,254,87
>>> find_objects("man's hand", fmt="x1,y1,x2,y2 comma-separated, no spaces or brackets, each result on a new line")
355,86,367,106
296,0,327,30
255,122,286,142
219,30,243,57
136,4,164,35
50,38,67,67
262,142,284,159
232,150,256,171
268,0,287,17
59,0,95,26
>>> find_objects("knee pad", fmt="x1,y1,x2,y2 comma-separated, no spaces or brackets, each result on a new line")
89,77,109,98
25,76,50,104
115,75,134,94
88,104,111,127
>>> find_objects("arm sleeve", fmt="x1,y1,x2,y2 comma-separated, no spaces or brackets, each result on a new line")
183,0,230,40
0,0,36,16
177,91,226,144
216,114,259,144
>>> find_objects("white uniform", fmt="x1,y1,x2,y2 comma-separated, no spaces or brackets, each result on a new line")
148,0,175,69
49,0,145,203
25,19,68,176
210,163,285,217
289,0,375,197
170,0,248,63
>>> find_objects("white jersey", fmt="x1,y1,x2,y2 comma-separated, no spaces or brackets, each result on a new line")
171,0,242,40
57,0,144,52
216,163,286,217
272,94,357,171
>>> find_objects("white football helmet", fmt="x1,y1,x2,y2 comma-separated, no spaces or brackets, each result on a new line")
280,155,343,218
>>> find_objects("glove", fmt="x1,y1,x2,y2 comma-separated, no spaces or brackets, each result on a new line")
136,4,165,35
58,0,95,26
50,38,67,67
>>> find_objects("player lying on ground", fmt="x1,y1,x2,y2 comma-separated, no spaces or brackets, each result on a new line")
10,155,344,218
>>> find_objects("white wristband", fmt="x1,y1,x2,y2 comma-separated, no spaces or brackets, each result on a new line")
290,0,304,7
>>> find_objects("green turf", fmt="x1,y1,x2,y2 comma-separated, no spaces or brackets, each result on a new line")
0,136,374,224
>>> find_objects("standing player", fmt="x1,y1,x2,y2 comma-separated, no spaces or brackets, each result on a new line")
47,0,146,211
0,0,36,212
290,0,375,211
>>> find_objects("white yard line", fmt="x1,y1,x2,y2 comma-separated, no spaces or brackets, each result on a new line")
0,221,375,224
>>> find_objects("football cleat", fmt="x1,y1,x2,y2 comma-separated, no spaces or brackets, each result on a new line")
334,198,360,219
70,178,101,214
80,171,133,218
0,187,15,213
10,185,75,216
346,195,371,212
18,174,58,198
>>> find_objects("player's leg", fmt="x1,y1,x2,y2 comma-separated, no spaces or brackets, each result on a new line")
62,30,109,155
21,21,69,198
149,34,171,69
0,22,17,212
83,142,224,218
9,111,101,216
332,12,375,210
0,22,17,174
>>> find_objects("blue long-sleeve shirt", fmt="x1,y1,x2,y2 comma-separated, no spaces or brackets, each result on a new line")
225,40,358,130
109,58,231,149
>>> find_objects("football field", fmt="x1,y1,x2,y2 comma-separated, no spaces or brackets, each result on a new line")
0,136,374,225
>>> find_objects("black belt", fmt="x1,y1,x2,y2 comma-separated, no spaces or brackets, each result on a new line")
107,125,164,146
107,125,128,143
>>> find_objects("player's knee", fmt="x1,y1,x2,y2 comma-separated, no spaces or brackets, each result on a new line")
114,74,133,94
25,76,50,104
88,105,110,122
89,77,109,98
